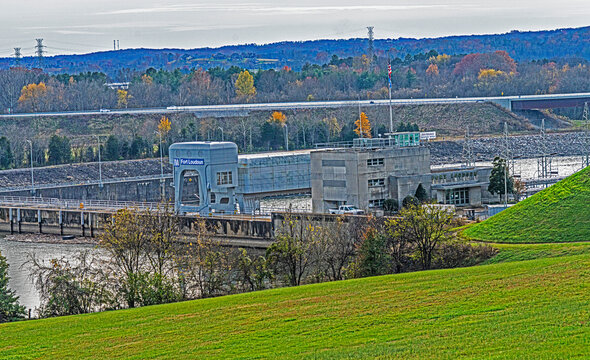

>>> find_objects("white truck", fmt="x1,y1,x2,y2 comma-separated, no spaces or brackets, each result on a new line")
329,205,364,215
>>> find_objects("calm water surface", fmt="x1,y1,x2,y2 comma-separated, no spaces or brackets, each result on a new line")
0,237,95,313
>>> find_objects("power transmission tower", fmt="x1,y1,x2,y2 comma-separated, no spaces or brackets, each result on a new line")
13,48,21,65
35,39,45,68
366,26,374,66
463,126,474,167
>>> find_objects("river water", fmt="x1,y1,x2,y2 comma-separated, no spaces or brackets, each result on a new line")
1,155,585,314
0,237,95,314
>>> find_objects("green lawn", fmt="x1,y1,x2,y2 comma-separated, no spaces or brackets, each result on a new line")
1,254,589,359
464,166,590,243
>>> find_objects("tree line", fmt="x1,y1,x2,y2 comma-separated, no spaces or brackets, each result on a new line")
2,50,590,115
3,203,496,320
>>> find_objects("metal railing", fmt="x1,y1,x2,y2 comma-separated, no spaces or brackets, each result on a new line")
0,195,163,211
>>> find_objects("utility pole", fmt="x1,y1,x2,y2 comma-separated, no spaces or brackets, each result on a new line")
284,124,289,151
113,40,116,51
26,140,34,195
95,135,103,188
35,39,45,68
117,40,120,50
502,122,510,207
357,95,363,139
158,131,164,200
388,59,393,134
13,48,21,65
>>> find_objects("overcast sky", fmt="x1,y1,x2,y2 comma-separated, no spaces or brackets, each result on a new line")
1,0,588,57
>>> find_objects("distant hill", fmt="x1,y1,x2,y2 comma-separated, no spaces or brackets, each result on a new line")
1,26,588,77
464,166,590,243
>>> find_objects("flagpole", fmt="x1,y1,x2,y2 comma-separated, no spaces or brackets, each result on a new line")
388,63,393,134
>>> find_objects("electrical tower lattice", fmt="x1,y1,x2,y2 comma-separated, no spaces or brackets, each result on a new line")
35,39,45,68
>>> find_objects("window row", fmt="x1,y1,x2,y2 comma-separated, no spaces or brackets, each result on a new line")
368,178,385,187
216,171,233,185
367,158,384,166
369,199,385,208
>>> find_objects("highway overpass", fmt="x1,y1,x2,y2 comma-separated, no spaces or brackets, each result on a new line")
2,92,590,118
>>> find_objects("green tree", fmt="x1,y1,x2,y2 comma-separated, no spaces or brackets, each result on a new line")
48,135,71,165
415,183,429,203
353,228,390,277
0,251,26,323
402,195,419,208
488,157,514,201
104,135,120,161
0,136,13,169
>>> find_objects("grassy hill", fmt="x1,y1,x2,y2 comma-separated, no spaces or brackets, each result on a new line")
1,253,589,359
464,166,590,243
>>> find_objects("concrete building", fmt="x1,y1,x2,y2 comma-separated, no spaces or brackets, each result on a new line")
311,133,493,213
169,142,311,215
430,166,494,206
169,142,239,215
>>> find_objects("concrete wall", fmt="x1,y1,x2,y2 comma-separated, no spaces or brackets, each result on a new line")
0,206,274,248
312,146,431,213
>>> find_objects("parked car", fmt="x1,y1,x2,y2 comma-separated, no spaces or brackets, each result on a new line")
329,205,364,215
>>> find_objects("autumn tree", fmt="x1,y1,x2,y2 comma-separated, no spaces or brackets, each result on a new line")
322,116,341,141
116,89,129,108
270,111,286,125
426,63,439,76
158,116,172,140
235,70,256,101
354,112,372,138
18,82,48,112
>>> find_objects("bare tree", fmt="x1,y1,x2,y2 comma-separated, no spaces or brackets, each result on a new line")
395,205,454,270
267,212,318,286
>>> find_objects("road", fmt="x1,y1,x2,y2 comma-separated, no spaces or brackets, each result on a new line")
2,92,590,118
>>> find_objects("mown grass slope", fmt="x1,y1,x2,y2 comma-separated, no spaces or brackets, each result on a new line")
464,166,590,243
1,254,589,359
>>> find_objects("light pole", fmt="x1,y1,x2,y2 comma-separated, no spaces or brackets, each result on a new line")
158,131,165,200
283,124,289,151
218,126,224,141
26,140,34,195
94,135,103,188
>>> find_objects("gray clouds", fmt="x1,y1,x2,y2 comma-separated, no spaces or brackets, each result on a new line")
0,0,588,56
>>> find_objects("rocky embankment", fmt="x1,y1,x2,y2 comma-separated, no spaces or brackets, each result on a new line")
428,132,588,164
0,159,171,189
0,132,586,189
